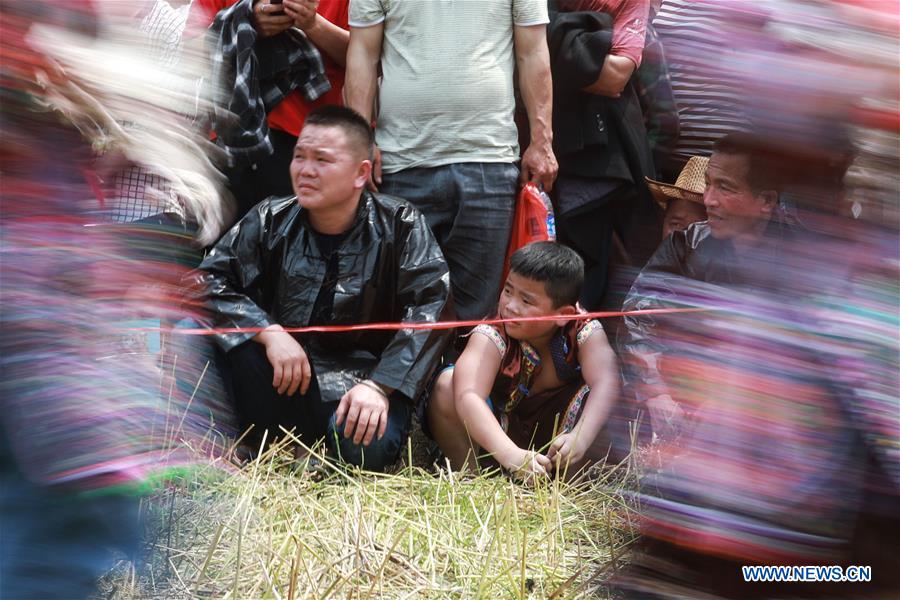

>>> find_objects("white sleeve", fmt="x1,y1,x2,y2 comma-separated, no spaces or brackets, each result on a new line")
349,0,386,28
512,0,550,26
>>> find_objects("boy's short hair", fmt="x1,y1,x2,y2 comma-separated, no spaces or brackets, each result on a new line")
509,241,584,307
304,105,375,161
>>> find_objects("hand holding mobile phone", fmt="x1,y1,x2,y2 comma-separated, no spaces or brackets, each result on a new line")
253,0,293,37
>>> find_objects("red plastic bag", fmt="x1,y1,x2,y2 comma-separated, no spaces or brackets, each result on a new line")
502,183,556,282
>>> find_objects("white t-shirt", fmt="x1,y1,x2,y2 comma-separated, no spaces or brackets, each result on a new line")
349,0,549,173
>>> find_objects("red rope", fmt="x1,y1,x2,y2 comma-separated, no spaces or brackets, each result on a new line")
151,307,709,336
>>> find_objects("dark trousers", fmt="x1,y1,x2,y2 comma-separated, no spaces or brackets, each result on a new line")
226,341,411,472
225,128,297,223
554,176,661,310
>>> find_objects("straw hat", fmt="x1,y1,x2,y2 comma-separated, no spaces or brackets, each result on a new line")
646,156,709,210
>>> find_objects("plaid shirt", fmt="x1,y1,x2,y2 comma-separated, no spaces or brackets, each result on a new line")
208,0,330,165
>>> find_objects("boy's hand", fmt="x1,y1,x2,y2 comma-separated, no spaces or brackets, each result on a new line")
499,447,551,479
547,430,589,470
335,382,389,446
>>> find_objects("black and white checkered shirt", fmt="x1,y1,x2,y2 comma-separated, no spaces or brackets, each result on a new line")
208,0,331,166
106,0,191,223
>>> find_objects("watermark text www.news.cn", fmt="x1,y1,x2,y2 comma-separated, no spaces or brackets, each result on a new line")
742,565,872,583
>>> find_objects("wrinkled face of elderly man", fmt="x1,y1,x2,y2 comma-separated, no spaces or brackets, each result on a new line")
703,151,777,242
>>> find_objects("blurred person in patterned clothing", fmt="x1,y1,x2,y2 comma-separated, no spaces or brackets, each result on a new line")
615,131,899,597
0,2,229,596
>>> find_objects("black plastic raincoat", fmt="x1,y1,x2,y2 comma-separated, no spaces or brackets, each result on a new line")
196,191,452,404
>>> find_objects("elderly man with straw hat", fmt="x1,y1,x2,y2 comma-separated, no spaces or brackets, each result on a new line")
646,156,709,241
620,133,792,441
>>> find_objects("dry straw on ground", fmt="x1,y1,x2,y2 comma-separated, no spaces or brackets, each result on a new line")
99,436,637,600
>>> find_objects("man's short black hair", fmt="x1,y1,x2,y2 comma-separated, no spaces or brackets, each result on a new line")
713,133,780,195
304,105,374,161
509,241,584,307
715,133,852,209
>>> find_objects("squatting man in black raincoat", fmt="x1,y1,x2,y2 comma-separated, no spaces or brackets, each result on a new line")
196,106,452,471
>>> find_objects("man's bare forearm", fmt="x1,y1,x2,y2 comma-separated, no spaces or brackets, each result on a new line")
516,29,554,148
253,323,285,344
344,25,383,122
515,24,558,189
304,14,349,67
583,55,636,97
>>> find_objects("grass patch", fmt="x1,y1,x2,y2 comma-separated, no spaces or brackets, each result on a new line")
98,436,637,599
